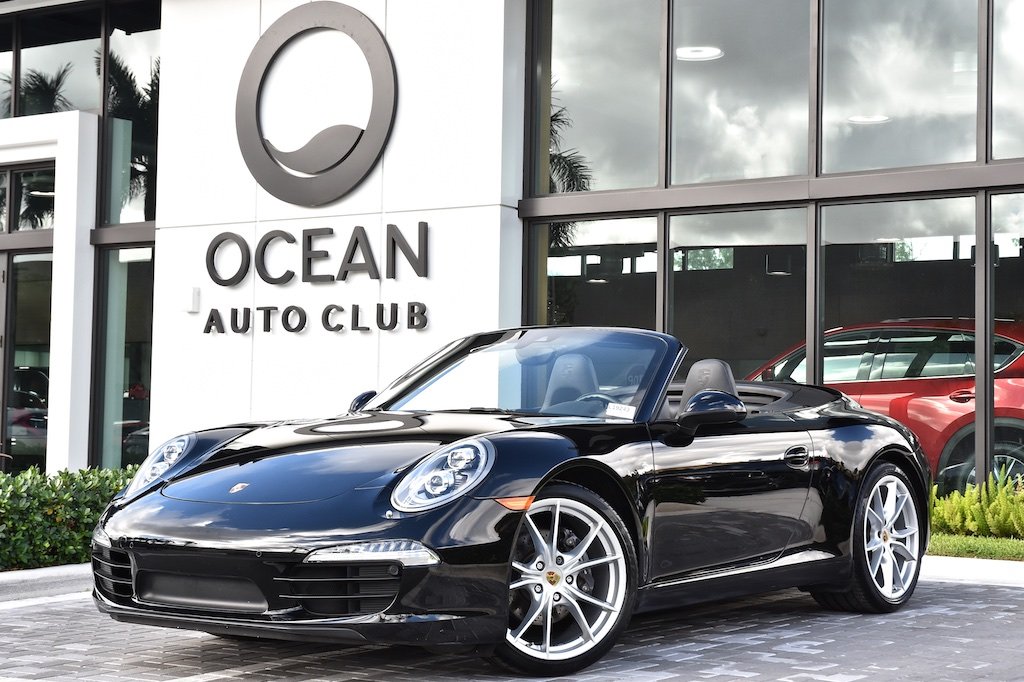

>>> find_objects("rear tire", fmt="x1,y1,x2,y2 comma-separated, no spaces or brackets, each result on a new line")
488,483,637,676
811,462,923,613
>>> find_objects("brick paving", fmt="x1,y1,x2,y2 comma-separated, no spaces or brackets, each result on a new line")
1,581,1022,681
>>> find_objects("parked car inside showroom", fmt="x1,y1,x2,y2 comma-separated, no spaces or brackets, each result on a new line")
748,318,1024,494
93,327,930,675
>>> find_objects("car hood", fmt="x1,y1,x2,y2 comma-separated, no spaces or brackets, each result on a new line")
160,410,597,505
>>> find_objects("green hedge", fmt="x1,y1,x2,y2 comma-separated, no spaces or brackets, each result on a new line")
0,465,137,570
931,473,1024,539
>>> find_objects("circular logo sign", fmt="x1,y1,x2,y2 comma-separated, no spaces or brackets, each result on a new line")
235,2,397,207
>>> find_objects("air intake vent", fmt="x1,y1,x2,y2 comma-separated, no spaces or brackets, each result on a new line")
274,563,400,617
92,545,133,604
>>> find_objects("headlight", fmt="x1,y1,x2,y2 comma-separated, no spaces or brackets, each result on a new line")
124,433,196,498
391,438,494,512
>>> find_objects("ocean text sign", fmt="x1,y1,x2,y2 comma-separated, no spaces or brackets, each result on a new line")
202,222,429,334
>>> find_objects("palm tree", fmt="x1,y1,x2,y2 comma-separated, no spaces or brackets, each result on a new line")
105,53,159,222
546,98,593,249
0,63,75,117
543,93,594,324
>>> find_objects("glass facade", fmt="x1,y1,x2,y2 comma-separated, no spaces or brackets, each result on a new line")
524,1,1024,493
990,193,1024,486
0,20,11,119
96,247,153,468
5,253,52,473
0,1,160,473
104,0,160,224
994,0,1024,159
12,169,55,231
822,0,978,173
0,1,160,225
19,7,102,116
670,208,806,379
533,0,661,193
671,0,809,183
534,217,658,329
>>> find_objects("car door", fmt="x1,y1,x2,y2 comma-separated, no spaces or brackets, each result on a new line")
647,414,814,581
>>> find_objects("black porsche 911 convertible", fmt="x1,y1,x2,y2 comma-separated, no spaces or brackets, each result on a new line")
92,327,930,675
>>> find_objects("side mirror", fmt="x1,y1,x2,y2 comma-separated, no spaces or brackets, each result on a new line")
760,366,776,381
349,390,377,413
676,390,746,436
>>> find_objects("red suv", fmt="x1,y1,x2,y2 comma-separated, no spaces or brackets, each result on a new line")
749,318,1024,493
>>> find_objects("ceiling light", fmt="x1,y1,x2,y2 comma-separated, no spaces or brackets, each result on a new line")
27,190,55,198
676,46,724,62
847,115,891,125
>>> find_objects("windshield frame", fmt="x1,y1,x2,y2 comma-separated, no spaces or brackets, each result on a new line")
364,327,685,423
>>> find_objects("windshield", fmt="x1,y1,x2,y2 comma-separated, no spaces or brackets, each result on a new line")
376,328,673,420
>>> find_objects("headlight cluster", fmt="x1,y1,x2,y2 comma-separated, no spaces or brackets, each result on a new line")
391,438,494,512
124,434,196,498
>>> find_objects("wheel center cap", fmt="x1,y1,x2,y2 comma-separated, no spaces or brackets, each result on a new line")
545,570,561,586
882,530,890,543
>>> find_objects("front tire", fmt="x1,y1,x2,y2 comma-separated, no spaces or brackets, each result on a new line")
812,462,924,613
490,483,637,676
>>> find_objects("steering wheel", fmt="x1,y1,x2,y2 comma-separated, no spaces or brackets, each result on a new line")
576,393,618,405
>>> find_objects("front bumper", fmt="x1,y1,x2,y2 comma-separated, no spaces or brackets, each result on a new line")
91,491,520,647
93,589,507,646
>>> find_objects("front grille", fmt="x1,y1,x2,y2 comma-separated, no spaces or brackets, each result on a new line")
92,544,133,604
274,563,401,617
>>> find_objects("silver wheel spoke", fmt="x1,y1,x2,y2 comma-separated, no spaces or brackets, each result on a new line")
559,592,595,643
524,514,550,564
867,546,883,575
543,599,553,656
567,583,615,612
890,524,916,540
550,501,562,559
890,491,909,524
890,539,916,562
865,535,884,552
867,500,885,532
569,553,622,574
510,592,546,642
563,520,604,566
880,551,895,594
882,481,899,522
510,575,542,590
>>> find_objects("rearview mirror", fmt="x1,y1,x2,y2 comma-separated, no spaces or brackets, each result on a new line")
676,390,746,436
349,390,377,413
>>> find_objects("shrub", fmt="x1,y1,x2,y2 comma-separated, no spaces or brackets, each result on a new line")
931,472,1024,540
0,465,137,570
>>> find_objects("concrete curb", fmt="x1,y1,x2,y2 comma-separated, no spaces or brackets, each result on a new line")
920,554,1024,587
0,562,90,584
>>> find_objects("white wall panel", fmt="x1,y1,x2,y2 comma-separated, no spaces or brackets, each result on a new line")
149,223,256,444
157,0,260,229
151,1,528,441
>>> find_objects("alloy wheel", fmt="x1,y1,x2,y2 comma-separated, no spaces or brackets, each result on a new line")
863,474,920,600
505,496,628,661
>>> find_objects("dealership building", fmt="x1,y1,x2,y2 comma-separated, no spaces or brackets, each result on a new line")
1,0,1023,488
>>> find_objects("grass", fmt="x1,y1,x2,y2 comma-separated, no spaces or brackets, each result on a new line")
927,532,1024,561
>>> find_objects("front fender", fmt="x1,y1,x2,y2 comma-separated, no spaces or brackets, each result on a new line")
469,431,580,500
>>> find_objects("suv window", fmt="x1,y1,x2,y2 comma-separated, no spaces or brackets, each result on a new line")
760,327,1023,384
769,330,877,383
869,329,1023,379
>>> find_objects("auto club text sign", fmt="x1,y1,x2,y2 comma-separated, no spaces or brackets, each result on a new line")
203,222,428,335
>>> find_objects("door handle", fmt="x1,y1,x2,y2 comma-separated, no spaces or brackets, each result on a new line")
949,390,975,403
784,445,809,469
